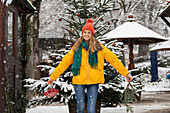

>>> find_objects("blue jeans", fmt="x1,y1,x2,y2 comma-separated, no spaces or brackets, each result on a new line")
73,84,99,113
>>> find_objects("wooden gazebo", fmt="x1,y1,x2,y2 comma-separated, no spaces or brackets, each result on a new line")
150,38,170,51
0,0,35,112
103,15,167,70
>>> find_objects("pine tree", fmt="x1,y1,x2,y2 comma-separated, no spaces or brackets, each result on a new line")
98,39,125,106
60,0,118,41
25,44,74,107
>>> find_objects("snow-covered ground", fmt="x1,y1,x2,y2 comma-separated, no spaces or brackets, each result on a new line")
26,91,170,113
26,100,170,113
26,65,170,113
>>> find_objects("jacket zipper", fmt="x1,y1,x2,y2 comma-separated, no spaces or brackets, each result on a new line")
87,48,90,84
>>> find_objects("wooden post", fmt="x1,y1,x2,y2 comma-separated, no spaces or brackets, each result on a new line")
128,43,135,70
0,1,6,113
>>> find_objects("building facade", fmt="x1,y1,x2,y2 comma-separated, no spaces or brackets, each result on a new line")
0,0,34,112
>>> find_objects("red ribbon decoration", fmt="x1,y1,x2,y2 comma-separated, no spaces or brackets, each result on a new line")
44,88,59,97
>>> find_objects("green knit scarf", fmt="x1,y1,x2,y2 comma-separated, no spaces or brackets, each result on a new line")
72,40,98,76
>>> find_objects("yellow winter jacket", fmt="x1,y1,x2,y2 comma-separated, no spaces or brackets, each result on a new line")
50,44,129,85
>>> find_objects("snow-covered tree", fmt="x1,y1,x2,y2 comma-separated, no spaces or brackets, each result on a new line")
59,0,120,41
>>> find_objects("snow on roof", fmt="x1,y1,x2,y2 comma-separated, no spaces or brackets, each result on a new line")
1,0,13,6
103,22,166,41
1,0,36,10
150,37,170,51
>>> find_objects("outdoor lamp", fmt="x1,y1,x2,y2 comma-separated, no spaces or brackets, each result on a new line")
110,8,119,20
110,7,119,28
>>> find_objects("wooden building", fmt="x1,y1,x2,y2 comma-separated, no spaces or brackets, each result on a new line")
0,0,35,112
39,38,65,50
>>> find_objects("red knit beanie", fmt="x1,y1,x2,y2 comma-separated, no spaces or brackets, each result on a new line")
82,19,95,35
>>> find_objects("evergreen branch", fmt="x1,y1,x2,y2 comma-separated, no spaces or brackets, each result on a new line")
61,18,75,26
121,82,137,113
78,17,82,25
72,26,80,37
126,1,132,12
5,80,15,113
62,27,77,37
61,17,82,30
95,24,108,35
94,15,104,26
128,0,142,13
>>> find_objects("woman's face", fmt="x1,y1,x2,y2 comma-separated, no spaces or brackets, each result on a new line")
83,30,92,41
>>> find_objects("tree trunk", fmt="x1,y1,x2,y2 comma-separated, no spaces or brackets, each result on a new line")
32,0,42,79
128,44,135,70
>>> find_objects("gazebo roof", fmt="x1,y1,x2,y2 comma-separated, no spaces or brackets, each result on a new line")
159,4,170,17
150,37,170,51
103,22,167,44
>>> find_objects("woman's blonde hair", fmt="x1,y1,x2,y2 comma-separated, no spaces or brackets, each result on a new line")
73,35,103,53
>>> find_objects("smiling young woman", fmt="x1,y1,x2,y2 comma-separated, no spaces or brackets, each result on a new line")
48,18,132,113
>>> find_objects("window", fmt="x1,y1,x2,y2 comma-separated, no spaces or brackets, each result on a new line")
8,10,14,56
17,16,22,56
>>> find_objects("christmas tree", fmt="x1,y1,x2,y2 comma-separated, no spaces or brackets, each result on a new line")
24,0,143,112
59,0,118,41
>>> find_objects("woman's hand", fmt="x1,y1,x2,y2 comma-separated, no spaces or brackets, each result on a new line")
125,74,132,82
48,79,54,84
